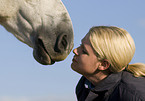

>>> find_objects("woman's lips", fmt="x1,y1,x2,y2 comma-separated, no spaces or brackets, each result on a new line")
72,57,77,63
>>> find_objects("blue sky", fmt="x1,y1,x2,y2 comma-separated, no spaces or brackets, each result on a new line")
0,0,145,101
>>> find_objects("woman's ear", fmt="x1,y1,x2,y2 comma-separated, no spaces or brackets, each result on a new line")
98,59,110,71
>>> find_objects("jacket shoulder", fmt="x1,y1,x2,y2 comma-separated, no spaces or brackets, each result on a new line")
120,71,145,100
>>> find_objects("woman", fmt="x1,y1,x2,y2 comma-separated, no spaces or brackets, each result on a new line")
71,26,145,101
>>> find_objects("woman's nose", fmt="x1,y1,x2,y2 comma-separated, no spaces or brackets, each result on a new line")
73,48,79,55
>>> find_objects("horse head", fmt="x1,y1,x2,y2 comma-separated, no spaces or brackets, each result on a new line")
0,0,74,65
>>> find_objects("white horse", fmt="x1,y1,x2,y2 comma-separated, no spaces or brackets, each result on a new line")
0,0,74,65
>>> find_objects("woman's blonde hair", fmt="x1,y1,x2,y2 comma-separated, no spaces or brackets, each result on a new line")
88,26,145,77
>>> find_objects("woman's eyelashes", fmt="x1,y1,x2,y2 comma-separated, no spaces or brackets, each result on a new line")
79,44,88,55
82,49,88,54
81,45,88,55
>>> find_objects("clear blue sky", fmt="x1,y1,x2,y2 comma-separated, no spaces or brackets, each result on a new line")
0,0,145,101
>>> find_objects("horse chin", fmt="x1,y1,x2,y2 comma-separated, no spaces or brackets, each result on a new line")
33,44,55,65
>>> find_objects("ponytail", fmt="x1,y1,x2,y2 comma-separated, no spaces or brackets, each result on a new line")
127,63,145,77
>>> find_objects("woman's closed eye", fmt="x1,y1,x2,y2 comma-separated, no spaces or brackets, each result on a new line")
82,46,88,55
80,44,88,55
82,49,88,54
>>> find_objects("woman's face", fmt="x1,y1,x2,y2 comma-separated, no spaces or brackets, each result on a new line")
71,34,101,76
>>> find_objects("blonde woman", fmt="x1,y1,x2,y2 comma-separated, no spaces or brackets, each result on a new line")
71,26,145,101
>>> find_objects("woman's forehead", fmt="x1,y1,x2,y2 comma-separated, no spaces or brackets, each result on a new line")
81,34,90,43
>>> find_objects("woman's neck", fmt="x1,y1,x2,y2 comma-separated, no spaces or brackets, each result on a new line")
85,70,110,86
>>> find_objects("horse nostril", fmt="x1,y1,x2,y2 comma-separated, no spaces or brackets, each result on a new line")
55,34,68,53
61,35,67,49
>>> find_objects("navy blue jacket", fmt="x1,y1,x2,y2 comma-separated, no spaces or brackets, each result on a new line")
76,71,145,101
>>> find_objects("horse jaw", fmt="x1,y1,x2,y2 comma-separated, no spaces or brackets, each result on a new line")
0,0,74,65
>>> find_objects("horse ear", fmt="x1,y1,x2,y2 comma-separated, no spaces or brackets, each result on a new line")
98,59,110,71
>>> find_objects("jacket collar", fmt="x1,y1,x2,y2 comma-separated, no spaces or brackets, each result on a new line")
85,72,122,92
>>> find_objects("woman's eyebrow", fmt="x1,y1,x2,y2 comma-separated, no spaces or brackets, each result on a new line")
81,43,88,51
81,39,88,51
